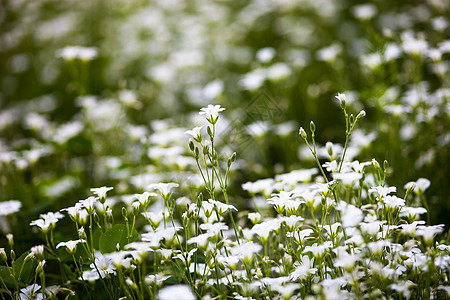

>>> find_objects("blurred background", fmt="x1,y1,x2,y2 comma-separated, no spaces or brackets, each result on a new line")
0,0,449,252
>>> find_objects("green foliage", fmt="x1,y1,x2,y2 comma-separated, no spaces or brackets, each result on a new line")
99,224,138,254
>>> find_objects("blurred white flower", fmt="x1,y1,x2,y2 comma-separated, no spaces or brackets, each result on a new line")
157,284,195,300
0,200,22,216
256,47,276,63
199,104,225,124
57,46,98,61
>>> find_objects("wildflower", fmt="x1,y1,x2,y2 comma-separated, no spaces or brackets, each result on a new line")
230,241,262,265
80,270,100,282
400,206,427,220
335,93,346,106
404,178,431,195
200,222,228,237
335,202,363,228
360,220,386,236
369,186,397,198
30,212,64,233
250,219,281,243
185,126,204,142
149,182,179,199
0,200,22,216
145,273,171,286
90,252,116,277
415,224,445,245
333,172,363,186
289,256,317,280
199,104,225,124
208,199,237,215
56,239,86,254
334,252,360,271
157,284,195,300
187,233,211,249
61,203,84,221
399,221,425,236
174,248,197,266
390,280,416,298
384,195,405,209
305,242,333,259
78,196,98,214
30,245,44,260
91,186,113,204
267,191,303,214
142,210,165,228
20,284,43,300
248,212,261,224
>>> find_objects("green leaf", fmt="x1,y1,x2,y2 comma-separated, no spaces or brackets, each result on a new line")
13,251,37,285
0,266,15,288
99,224,138,254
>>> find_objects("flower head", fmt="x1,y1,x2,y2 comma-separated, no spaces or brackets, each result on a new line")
199,104,225,124
91,186,113,204
185,126,204,142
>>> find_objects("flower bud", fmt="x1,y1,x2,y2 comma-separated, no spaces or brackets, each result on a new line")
299,127,307,140
383,160,389,172
207,126,213,137
349,114,355,125
310,121,316,133
356,110,366,120
0,248,7,262
6,234,13,249
189,140,195,152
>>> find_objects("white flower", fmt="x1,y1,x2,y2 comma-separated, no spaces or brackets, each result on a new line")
149,182,179,198
90,186,113,201
400,206,427,219
404,178,431,194
390,280,416,298
304,241,333,258
208,199,237,215
249,219,280,242
335,93,346,104
185,125,204,141
384,195,405,209
0,200,22,216
415,224,445,244
333,172,363,186
56,239,86,253
157,284,195,300
90,251,116,277
240,69,266,91
336,202,363,228
187,233,211,248
78,196,98,213
230,241,262,264
80,270,100,282
369,186,397,198
135,192,156,207
200,222,228,236
352,4,378,20
256,47,276,63
199,104,225,124
289,256,317,280
30,211,64,232
58,46,98,61
20,284,43,300
248,212,261,224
